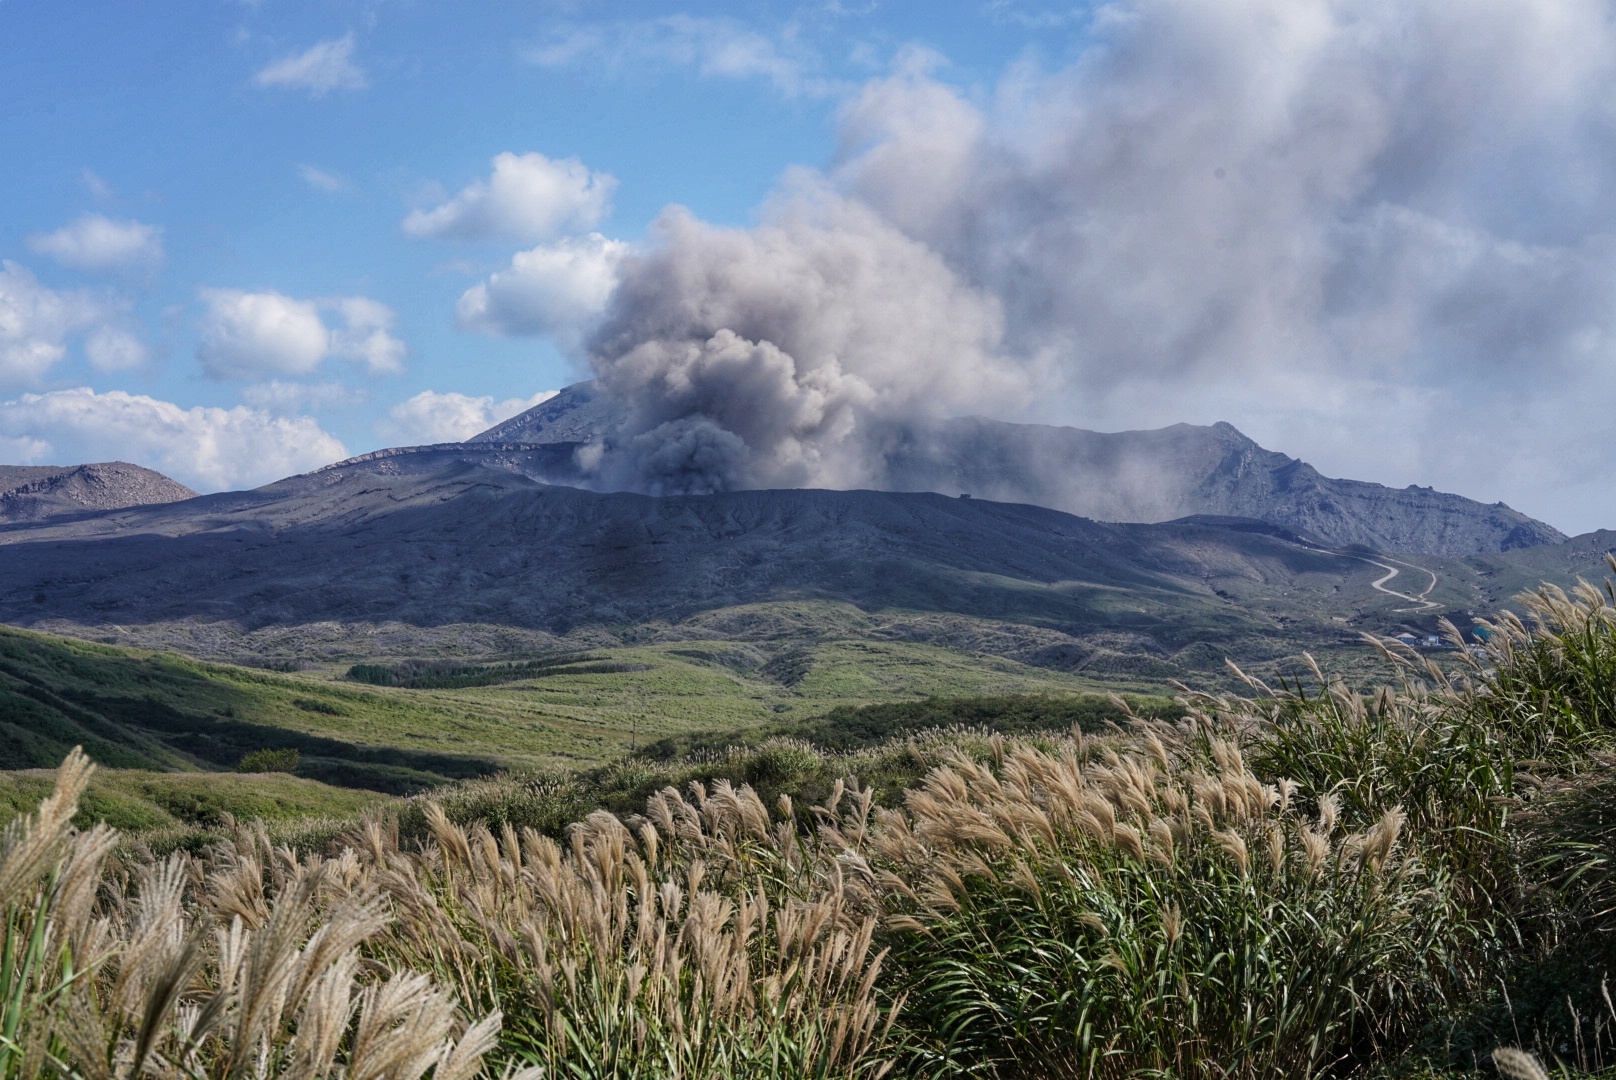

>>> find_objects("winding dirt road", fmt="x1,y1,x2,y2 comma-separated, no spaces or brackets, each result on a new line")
1353,555,1440,612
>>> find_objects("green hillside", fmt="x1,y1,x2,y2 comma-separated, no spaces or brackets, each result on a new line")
0,625,513,791
0,768,388,833
0,621,1139,792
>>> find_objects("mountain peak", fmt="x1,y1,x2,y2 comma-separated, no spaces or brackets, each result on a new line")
466,382,1561,556
0,462,197,524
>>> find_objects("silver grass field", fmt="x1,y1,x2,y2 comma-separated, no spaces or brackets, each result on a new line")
8,569,1616,1077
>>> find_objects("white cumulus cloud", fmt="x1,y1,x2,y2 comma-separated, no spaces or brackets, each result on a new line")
197,289,329,379
0,262,118,386
27,215,164,271
196,289,404,379
0,388,347,491
254,33,367,97
403,152,615,244
456,233,628,344
375,389,559,445
328,297,405,374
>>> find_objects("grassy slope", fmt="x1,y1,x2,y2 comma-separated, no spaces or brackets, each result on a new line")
0,621,1138,789
0,625,514,790
0,769,388,832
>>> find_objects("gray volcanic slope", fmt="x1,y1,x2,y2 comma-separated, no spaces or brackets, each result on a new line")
0,445,1358,649
479,383,1562,556
0,462,197,524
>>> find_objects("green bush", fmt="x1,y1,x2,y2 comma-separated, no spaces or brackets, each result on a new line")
235,746,300,773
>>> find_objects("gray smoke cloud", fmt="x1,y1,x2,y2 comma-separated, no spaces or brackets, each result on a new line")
580,0,1616,530
583,193,1016,494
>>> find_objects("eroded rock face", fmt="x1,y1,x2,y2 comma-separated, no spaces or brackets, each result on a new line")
479,384,1564,556
0,463,197,523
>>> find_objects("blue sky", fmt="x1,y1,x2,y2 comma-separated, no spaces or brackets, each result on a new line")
0,1,1096,484
6,1,1616,534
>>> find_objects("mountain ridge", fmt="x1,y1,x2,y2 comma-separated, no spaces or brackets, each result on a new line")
0,449,1359,644
474,383,1562,556
0,444,1607,686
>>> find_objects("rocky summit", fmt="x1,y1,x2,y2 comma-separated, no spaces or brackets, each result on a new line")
0,462,197,524
478,383,1563,557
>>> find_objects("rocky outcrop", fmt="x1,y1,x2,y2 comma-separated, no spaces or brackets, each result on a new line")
0,463,197,523
470,382,627,446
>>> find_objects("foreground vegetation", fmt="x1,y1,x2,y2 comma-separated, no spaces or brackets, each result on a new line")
8,570,1616,1076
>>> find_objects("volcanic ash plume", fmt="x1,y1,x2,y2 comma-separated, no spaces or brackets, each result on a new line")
579,194,1019,495
555,0,1616,529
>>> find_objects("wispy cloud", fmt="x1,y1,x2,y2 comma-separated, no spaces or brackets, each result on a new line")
980,2,1095,29
254,33,367,97
525,16,837,98
27,215,164,272
297,163,350,193
81,170,114,200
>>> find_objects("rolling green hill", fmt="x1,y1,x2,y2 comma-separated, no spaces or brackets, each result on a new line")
0,768,388,833
0,624,509,790
0,621,1140,792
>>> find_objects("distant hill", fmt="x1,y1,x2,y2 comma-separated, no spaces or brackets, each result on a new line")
477,383,1563,556
0,444,1420,675
0,442,1608,686
0,462,196,523
0,624,499,788
0,444,1343,627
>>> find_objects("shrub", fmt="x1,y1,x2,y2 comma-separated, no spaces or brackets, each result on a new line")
235,746,300,773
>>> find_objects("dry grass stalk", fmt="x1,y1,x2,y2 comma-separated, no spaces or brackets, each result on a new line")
360,778,899,1078
0,749,515,1080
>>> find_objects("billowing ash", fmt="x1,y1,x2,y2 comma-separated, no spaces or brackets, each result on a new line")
563,0,1616,529
580,195,1015,494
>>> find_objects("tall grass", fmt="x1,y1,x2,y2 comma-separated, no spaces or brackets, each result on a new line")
0,750,516,1079
862,731,1445,1078
1468,565,1616,757
354,787,899,1079
11,567,1616,1076
0,751,900,1078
